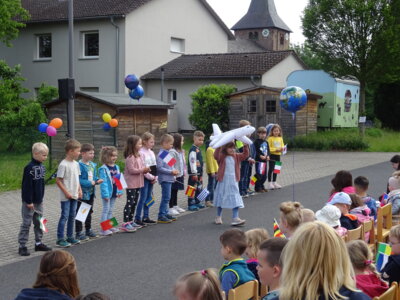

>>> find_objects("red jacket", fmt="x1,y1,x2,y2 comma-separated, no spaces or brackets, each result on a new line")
214,145,249,182
355,273,388,298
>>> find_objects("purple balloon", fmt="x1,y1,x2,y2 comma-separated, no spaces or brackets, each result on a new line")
124,74,139,90
46,126,57,137
103,123,111,131
38,123,48,133
129,85,144,100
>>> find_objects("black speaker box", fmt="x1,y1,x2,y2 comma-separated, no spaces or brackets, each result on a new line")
58,78,75,100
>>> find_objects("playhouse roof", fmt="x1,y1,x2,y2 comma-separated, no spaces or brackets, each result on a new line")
44,92,172,109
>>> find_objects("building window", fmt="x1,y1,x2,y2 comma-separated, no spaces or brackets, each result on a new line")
36,34,52,59
170,37,185,53
280,33,284,45
247,99,257,113
266,99,276,113
248,32,259,40
168,89,177,103
82,31,99,57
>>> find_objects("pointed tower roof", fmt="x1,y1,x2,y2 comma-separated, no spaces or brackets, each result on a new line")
231,0,292,32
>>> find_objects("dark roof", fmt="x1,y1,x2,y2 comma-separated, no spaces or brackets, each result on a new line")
228,39,266,53
230,86,323,100
20,0,235,39
232,0,291,32
44,92,172,109
141,50,304,80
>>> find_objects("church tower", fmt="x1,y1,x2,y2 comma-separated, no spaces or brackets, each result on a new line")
231,0,292,51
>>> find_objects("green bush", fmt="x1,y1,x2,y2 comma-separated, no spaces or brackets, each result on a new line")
365,128,383,138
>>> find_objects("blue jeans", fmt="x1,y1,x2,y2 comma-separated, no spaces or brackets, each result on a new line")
135,179,152,220
57,199,78,239
207,174,217,202
158,182,172,219
239,161,250,195
101,197,116,223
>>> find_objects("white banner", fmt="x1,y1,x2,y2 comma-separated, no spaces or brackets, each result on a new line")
75,202,91,223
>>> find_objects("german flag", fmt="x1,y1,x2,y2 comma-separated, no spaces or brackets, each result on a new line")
273,218,285,238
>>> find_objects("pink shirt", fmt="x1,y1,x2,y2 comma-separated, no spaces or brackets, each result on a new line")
124,153,146,189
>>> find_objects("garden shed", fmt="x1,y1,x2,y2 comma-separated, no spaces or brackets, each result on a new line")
44,92,171,160
228,86,322,137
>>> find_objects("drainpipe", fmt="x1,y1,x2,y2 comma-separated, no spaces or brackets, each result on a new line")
110,17,120,93
161,67,165,102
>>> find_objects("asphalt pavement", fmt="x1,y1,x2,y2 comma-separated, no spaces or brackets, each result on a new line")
0,159,392,300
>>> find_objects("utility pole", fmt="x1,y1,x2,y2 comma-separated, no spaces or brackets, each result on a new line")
67,0,75,139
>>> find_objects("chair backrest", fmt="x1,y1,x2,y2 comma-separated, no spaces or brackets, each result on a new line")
228,280,259,300
372,281,398,300
346,226,363,242
377,203,393,242
260,285,268,298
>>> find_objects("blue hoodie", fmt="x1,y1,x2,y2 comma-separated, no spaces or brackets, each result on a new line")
15,287,73,300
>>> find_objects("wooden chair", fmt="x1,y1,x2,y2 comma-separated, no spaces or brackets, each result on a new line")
260,285,268,299
228,280,259,300
372,281,398,300
345,226,363,242
376,203,393,244
361,219,376,253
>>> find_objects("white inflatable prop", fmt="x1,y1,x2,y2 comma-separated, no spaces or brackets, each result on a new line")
209,123,255,149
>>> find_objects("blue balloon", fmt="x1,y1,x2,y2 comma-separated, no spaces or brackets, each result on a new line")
124,74,139,90
129,85,144,100
38,123,48,133
103,123,111,131
279,86,307,114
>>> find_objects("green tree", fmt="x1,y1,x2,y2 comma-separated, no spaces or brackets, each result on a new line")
189,84,236,135
0,61,46,151
291,43,324,70
36,83,58,106
0,0,29,46
302,0,400,132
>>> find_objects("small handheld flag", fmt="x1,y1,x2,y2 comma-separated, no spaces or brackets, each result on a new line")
100,217,118,231
258,162,266,175
376,243,392,271
250,175,258,186
185,185,196,198
282,144,287,155
37,215,48,233
113,173,127,190
145,193,155,208
159,150,177,167
236,140,244,149
75,202,92,223
273,161,282,174
273,218,285,238
197,189,210,202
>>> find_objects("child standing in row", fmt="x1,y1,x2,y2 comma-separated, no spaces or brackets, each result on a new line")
267,124,284,190
206,138,218,207
123,135,150,230
75,143,102,241
18,142,52,256
238,120,255,198
136,132,157,225
214,142,249,226
99,146,123,235
187,131,205,211
56,139,82,248
254,127,270,193
157,134,179,223
169,133,186,216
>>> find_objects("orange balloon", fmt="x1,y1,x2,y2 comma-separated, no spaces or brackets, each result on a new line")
109,119,118,128
49,118,63,129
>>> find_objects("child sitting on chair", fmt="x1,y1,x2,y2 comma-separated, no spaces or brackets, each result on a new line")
219,229,255,296
381,224,400,284
387,172,400,225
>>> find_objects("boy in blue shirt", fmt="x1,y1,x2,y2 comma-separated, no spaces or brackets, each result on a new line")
18,142,52,256
219,229,255,295
75,143,103,241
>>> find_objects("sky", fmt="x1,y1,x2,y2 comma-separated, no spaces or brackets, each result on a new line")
207,0,308,45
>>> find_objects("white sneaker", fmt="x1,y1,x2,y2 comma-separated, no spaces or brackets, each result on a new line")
215,216,223,225
168,208,179,216
268,182,275,190
110,227,119,233
174,206,186,213
231,218,246,226
100,230,113,236
273,182,282,189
